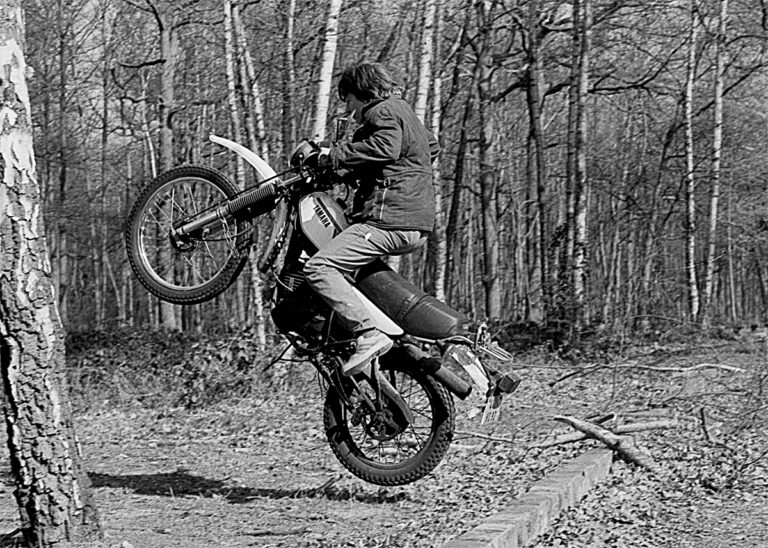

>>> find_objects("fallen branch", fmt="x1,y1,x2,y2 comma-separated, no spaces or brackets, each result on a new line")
536,419,678,449
455,429,515,445
247,526,309,537
617,362,744,374
553,415,664,476
551,362,743,387
548,364,604,387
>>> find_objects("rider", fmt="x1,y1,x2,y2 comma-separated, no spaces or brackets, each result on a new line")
304,62,439,376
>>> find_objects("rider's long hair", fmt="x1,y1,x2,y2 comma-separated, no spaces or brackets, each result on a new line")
337,63,401,102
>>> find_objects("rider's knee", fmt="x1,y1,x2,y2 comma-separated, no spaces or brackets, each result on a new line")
303,255,327,285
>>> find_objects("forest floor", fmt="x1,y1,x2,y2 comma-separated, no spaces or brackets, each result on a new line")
1,335,767,547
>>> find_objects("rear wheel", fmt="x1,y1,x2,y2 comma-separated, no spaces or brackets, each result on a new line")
125,166,251,304
323,352,455,486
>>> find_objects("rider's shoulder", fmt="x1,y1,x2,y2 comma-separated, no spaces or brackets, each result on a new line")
365,96,412,121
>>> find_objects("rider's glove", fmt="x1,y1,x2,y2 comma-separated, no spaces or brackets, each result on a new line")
318,147,332,168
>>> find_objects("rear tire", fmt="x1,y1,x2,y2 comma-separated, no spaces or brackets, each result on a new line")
125,166,250,304
323,351,455,486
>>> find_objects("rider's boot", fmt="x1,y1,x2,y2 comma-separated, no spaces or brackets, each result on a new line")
343,328,392,376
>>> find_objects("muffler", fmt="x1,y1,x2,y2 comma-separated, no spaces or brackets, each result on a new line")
400,343,473,400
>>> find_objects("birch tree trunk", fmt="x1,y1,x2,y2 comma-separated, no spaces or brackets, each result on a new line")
156,5,179,330
524,7,546,323
428,0,447,302
446,95,472,304
229,0,267,347
572,0,592,329
310,0,343,141
402,0,437,285
282,0,297,156
232,2,269,162
413,0,436,122
223,0,248,327
0,4,101,543
684,0,700,320
475,0,501,318
224,0,245,188
700,0,729,326
55,0,70,327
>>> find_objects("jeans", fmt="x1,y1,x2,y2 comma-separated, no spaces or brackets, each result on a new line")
304,223,427,334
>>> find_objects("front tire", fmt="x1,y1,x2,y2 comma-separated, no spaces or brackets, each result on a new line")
323,351,455,486
125,166,251,304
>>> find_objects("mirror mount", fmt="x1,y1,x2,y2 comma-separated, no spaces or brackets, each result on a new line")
334,117,349,143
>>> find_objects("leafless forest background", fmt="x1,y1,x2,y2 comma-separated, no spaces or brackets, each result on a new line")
28,0,768,340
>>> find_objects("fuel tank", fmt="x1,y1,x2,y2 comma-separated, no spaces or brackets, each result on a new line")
298,192,348,250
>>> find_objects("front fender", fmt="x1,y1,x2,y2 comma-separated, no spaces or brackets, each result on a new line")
209,134,277,183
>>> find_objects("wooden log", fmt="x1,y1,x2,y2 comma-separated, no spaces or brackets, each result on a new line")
553,415,665,476
536,419,678,449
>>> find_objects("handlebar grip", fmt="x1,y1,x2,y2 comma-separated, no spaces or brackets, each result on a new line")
227,182,278,216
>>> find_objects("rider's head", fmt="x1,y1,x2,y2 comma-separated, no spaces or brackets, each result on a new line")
337,62,401,103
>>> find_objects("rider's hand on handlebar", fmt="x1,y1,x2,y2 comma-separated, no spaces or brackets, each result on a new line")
318,147,332,168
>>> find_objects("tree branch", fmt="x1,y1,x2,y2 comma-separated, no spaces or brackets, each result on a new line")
537,419,679,448
553,415,665,476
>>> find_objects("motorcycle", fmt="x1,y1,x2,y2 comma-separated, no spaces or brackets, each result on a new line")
124,125,520,486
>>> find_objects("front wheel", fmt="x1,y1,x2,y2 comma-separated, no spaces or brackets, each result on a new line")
125,166,251,304
323,351,455,486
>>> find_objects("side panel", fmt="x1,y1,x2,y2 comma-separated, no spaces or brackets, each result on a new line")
353,287,404,336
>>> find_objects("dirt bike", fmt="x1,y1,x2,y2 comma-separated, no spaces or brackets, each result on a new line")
124,126,520,486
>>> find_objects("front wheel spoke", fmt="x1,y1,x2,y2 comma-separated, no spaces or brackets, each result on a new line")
145,207,171,231
179,252,207,284
152,198,175,224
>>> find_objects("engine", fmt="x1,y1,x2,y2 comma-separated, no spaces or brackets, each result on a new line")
271,264,327,339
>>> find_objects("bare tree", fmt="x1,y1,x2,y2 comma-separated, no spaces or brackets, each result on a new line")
311,0,343,140
685,0,700,320
571,0,592,329
282,0,297,156
0,2,101,544
700,0,729,326
428,0,448,302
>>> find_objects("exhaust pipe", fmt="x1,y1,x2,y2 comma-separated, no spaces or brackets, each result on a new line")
400,344,472,400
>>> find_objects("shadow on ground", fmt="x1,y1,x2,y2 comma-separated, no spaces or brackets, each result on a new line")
88,471,409,504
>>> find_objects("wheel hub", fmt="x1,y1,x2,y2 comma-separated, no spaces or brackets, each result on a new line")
169,226,197,252
364,409,404,441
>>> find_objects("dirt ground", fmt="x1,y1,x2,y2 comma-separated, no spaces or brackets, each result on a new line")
1,338,766,547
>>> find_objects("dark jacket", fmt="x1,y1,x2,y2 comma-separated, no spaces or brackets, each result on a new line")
329,97,439,232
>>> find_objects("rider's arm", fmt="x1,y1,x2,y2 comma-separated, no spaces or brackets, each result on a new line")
329,107,401,168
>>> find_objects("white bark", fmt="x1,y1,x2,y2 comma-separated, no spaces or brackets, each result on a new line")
232,3,269,163
685,0,700,319
0,7,100,542
430,0,447,302
311,0,343,141
700,0,729,325
414,0,436,123
572,0,591,328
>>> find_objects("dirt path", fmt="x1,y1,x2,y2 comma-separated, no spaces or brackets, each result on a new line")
0,391,579,548
0,341,765,547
